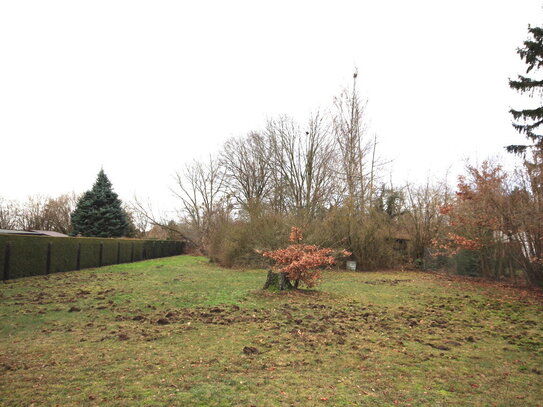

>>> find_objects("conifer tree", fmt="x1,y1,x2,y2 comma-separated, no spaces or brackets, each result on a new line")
71,169,129,237
509,24,543,154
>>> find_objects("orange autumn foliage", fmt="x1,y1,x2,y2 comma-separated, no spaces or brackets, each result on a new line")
262,227,350,288
433,161,507,258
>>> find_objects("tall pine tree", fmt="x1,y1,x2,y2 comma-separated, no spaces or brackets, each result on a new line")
509,24,543,154
71,169,129,237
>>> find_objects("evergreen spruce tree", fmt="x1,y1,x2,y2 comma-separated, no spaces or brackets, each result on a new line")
508,24,543,154
71,169,129,237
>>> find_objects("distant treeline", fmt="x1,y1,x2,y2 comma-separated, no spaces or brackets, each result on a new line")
0,193,173,240
131,78,543,287
133,79,454,274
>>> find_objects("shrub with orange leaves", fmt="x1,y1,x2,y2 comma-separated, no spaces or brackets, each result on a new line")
262,227,350,288
432,161,509,276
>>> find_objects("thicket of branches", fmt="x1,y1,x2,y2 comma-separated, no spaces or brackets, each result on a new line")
157,77,452,271
434,158,543,286
147,72,543,287
0,194,79,234
0,192,144,238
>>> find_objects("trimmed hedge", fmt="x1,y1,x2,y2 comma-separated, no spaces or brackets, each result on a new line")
0,234,185,280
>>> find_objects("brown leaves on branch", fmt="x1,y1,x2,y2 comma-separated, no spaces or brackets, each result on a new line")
263,227,351,288
288,226,303,243
433,161,507,256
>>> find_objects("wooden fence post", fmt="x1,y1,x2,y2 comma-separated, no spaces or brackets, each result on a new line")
117,242,121,264
131,242,135,262
3,243,11,281
76,243,81,270
99,242,103,267
46,242,52,275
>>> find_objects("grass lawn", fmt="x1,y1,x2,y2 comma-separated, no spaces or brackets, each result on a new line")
1,255,542,406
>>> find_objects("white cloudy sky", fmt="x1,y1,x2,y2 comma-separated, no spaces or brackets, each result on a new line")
1,1,541,215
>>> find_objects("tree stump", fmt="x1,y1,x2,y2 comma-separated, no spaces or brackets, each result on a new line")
263,270,293,290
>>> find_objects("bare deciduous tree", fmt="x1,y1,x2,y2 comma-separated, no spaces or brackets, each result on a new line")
332,71,385,256
43,193,79,234
0,197,19,230
17,195,49,230
221,132,272,217
265,112,336,220
172,155,228,251
130,197,187,241
0,193,78,233
333,71,377,211
403,180,451,264
506,153,543,285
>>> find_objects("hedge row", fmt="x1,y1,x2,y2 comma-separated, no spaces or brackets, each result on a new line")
0,234,185,280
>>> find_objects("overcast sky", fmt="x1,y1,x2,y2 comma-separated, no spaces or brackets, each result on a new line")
1,1,541,216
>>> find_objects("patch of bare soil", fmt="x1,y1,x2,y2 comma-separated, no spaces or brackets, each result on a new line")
97,297,529,357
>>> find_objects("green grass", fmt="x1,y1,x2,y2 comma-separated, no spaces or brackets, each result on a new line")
1,255,542,406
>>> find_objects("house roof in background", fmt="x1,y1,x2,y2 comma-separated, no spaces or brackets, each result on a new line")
0,229,43,236
0,229,69,237
29,230,70,237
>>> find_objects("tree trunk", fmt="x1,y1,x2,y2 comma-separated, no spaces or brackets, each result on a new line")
263,270,294,290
